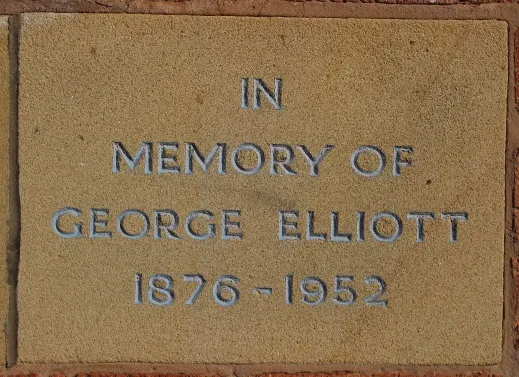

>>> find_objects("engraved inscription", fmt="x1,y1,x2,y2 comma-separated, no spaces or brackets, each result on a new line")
241,78,283,110
51,208,467,243
51,79,471,321
18,15,507,364
135,273,388,307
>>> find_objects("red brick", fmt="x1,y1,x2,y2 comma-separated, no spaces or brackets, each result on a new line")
0,370,504,377
253,372,502,377
514,166,519,207
512,258,519,348
516,29,519,110
0,0,512,14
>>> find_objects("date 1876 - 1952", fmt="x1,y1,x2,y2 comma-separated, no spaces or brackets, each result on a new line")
134,274,388,308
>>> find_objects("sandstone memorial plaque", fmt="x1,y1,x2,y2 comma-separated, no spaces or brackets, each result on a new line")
18,14,508,365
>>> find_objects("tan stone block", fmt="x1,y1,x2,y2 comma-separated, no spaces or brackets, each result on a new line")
0,16,10,367
18,14,507,365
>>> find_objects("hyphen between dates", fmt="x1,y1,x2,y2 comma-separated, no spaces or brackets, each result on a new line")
50,142,467,243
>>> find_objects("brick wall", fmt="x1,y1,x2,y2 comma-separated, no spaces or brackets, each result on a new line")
0,1,516,377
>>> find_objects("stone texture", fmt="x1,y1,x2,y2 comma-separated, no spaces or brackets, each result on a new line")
17,15,507,365
0,16,11,367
